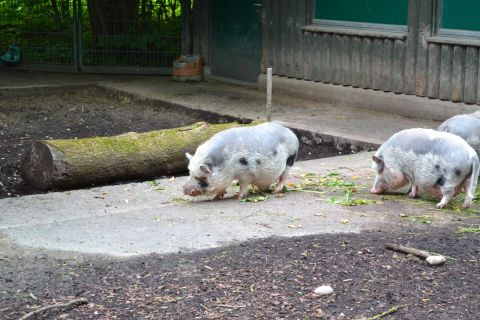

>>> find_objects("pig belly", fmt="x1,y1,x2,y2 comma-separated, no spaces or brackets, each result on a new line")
424,185,443,199
251,176,278,189
250,162,285,189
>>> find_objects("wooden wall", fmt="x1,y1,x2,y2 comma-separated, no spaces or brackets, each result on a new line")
263,0,480,105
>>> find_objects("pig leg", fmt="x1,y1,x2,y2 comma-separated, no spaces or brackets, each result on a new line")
213,189,227,200
272,170,289,193
461,177,474,208
408,185,420,198
462,160,479,209
237,178,250,199
436,188,455,209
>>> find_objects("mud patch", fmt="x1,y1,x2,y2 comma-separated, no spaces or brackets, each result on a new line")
1,227,478,319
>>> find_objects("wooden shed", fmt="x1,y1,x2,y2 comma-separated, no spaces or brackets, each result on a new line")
192,0,480,119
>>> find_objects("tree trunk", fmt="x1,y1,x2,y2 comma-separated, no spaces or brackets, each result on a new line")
22,121,256,191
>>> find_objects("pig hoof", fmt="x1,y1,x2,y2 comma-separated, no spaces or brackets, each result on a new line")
236,192,247,200
213,190,227,200
462,202,472,209
408,193,420,199
435,203,446,209
272,186,284,194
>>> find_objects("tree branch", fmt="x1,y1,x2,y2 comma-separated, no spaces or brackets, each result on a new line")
19,298,88,320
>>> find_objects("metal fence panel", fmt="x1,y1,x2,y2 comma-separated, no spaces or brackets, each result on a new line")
78,0,181,73
0,0,76,69
0,0,181,73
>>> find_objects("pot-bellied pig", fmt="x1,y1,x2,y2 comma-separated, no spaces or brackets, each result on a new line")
437,113,480,156
371,128,479,209
182,122,299,200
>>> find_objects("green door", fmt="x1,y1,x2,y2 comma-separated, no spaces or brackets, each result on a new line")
212,0,262,83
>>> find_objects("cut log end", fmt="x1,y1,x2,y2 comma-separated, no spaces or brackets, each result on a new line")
22,141,55,191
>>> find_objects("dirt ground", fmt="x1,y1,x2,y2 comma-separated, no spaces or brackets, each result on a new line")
1,86,479,319
1,225,479,320
0,86,341,199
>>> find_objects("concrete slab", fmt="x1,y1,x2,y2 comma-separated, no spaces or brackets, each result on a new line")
0,153,463,257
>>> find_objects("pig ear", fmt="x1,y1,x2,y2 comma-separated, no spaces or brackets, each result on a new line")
185,152,193,161
372,155,384,172
372,155,384,165
200,163,213,175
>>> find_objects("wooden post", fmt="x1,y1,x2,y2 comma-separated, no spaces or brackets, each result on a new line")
266,67,272,121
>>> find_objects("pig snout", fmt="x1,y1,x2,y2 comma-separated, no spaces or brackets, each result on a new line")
370,186,385,194
371,175,389,194
183,184,202,197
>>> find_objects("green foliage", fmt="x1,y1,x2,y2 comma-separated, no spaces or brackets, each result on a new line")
0,0,182,66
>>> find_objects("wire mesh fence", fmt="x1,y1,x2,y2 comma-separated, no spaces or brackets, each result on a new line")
0,0,182,72
0,0,75,65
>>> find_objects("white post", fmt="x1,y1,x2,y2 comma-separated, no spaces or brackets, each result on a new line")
266,67,272,121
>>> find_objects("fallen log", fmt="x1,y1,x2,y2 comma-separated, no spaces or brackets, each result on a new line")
22,121,256,191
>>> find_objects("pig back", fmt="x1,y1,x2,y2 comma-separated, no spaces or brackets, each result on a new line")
438,114,480,155
379,128,474,160
376,129,477,187
193,122,299,169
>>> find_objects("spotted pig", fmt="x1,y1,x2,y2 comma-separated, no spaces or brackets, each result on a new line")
371,128,479,209
182,122,299,200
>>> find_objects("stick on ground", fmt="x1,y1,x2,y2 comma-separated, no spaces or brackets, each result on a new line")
19,298,88,320
385,243,430,258
367,306,401,320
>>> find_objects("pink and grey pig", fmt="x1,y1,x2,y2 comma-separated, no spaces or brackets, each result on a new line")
182,122,299,200
437,113,480,156
371,128,479,209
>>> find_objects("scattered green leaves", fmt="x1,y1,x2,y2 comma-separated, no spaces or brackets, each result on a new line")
327,185,376,206
240,194,269,203
145,179,166,191
326,171,340,176
328,196,377,206
172,197,191,205
290,172,375,206
146,179,161,186
401,215,442,224
457,225,480,234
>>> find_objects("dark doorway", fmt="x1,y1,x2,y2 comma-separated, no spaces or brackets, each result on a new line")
211,1,262,83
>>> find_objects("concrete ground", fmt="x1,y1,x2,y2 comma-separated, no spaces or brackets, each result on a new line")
0,70,476,257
